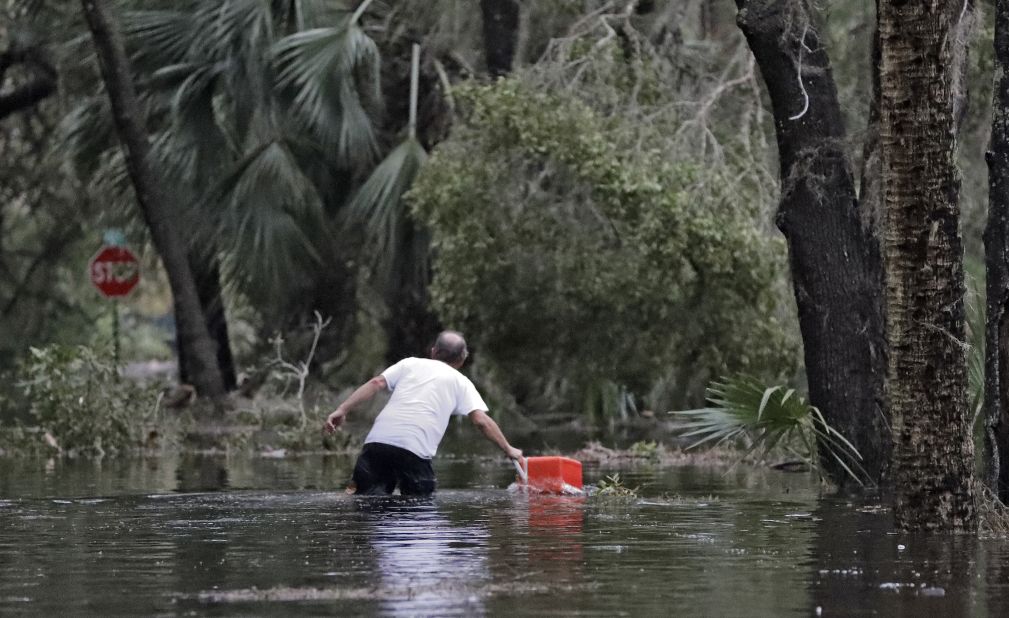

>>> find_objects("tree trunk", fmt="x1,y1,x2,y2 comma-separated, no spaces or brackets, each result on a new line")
880,0,976,531
179,257,237,392
735,0,888,486
80,0,226,404
480,0,520,77
858,19,882,233
984,0,1009,503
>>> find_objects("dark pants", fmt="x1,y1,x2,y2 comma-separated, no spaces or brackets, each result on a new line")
351,442,436,496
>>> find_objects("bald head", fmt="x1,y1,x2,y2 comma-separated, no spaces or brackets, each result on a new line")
431,330,468,367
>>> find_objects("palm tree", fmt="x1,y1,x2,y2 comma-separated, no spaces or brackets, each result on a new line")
79,0,227,402
66,0,391,376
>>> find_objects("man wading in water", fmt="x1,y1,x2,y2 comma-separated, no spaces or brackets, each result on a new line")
323,330,524,495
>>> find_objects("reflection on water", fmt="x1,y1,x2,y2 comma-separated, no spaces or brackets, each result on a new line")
527,494,585,570
0,456,1008,616
358,497,489,616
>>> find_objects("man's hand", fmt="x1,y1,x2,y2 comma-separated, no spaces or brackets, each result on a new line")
324,407,348,434
507,446,524,467
323,376,386,435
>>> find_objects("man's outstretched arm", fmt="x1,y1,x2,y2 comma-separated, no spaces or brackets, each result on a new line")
469,410,524,464
323,376,388,433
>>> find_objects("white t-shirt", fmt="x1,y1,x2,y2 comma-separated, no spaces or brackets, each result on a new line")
364,357,489,459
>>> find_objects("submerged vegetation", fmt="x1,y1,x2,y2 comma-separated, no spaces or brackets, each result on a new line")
11,344,156,457
0,342,357,457
592,473,639,498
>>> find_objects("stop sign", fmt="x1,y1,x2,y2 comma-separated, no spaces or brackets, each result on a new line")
89,245,140,298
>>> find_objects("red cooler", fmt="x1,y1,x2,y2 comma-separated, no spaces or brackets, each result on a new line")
524,456,583,494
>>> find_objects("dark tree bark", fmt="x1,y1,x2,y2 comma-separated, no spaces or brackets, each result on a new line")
735,0,888,486
80,0,226,403
179,257,237,392
858,19,882,233
0,44,57,120
880,0,976,531
984,0,1009,502
480,0,520,77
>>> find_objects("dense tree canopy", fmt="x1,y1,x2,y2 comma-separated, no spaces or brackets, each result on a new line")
411,47,798,414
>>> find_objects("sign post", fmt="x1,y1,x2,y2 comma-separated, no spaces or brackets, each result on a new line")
89,242,140,371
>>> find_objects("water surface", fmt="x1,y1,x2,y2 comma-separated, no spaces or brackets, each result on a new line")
1,455,1007,616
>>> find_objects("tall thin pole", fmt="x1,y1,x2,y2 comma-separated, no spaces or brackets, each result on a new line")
112,299,121,380
409,43,420,140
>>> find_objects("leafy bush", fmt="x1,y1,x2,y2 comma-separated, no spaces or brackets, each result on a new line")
15,345,157,456
410,74,798,415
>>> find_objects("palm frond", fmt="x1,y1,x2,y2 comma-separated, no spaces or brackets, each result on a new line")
122,10,199,70
60,97,116,178
273,21,381,166
344,137,428,286
671,374,868,485
188,0,275,60
169,63,231,171
207,139,328,302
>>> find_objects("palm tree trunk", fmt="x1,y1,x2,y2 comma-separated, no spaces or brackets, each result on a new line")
880,0,976,531
179,256,237,392
735,0,888,486
80,0,226,404
984,0,1009,503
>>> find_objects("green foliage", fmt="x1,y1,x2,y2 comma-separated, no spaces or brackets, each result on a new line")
672,375,868,485
0,3,114,375
593,473,639,498
15,345,157,457
628,440,661,460
63,0,388,317
410,73,797,414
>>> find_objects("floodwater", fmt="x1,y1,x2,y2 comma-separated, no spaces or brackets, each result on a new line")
2,454,1009,617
